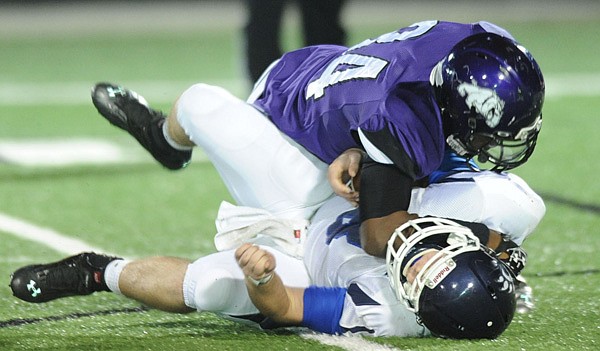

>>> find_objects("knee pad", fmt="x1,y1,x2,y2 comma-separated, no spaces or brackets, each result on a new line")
177,83,234,125
183,253,255,314
176,83,267,149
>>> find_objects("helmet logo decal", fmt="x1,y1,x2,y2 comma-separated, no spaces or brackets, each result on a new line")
495,267,515,293
457,83,505,128
426,260,456,289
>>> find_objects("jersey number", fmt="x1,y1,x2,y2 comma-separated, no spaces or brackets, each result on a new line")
305,20,438,100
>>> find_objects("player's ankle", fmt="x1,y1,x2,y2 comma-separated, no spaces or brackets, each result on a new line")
162,119,193,151
103,259,129,294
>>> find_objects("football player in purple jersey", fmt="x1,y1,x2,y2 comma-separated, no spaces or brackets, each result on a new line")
89,20,544,260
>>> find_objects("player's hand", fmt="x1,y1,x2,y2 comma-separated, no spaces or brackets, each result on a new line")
328,148,364,206
235,243,276,283
498,246,528,276
492,235,528,276
404,250,440,284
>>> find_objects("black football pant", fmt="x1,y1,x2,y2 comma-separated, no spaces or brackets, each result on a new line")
244,0,347,82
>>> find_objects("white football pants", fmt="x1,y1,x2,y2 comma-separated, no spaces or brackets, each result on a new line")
183,245,309,317
175,83,333,220
175,83,330,316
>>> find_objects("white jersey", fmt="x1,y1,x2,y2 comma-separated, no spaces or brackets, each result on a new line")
303,170,545,336
305,196,427,336
408,171,545,245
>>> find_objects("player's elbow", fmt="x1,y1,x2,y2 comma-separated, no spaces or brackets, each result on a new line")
360,222,389,258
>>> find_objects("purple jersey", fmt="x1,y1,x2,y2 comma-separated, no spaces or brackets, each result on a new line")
252,20,513,179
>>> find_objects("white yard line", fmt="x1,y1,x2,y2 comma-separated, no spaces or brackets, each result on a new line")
0,138,208,167
0,80,245,106
300,331,401,351
0,212,111,256
0,74,596,106
0,138,141,166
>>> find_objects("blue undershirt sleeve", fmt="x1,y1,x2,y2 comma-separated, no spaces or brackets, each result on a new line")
302,286,347,335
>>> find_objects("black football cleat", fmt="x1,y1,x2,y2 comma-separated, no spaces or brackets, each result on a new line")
9,252,119,303
91,82,191,170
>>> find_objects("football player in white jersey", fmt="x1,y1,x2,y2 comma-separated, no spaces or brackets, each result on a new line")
10,162,544,338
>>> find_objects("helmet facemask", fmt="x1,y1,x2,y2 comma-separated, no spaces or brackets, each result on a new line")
446,114,542,171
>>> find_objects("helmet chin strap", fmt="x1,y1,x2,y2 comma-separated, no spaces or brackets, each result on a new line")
446,135,481,171
447,132,510,172
446,134,470,157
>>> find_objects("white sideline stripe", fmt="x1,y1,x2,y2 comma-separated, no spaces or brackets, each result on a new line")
1,213,390,351
0,138,209,167
546,73,600,98
0,80,246,105
0,74,597,105
0,138,140,166
0,212,111,256
300,331,400,351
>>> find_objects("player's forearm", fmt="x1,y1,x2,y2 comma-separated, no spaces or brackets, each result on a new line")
438,219,528,275
244,273,304,325
360,210,418,257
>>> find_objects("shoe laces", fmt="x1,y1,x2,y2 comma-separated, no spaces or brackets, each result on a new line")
43,258,93,294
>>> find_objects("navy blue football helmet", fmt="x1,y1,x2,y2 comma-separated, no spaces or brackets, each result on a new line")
386,218,516,339
431,33,545,171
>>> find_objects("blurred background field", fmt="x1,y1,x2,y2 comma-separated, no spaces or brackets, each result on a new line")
0,1,599,350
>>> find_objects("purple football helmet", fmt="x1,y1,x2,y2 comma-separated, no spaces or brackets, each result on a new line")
431,33,545,170
386,218,516,339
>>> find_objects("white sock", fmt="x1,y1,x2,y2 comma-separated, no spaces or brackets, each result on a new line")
104,259,129,295
162,119,193,151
